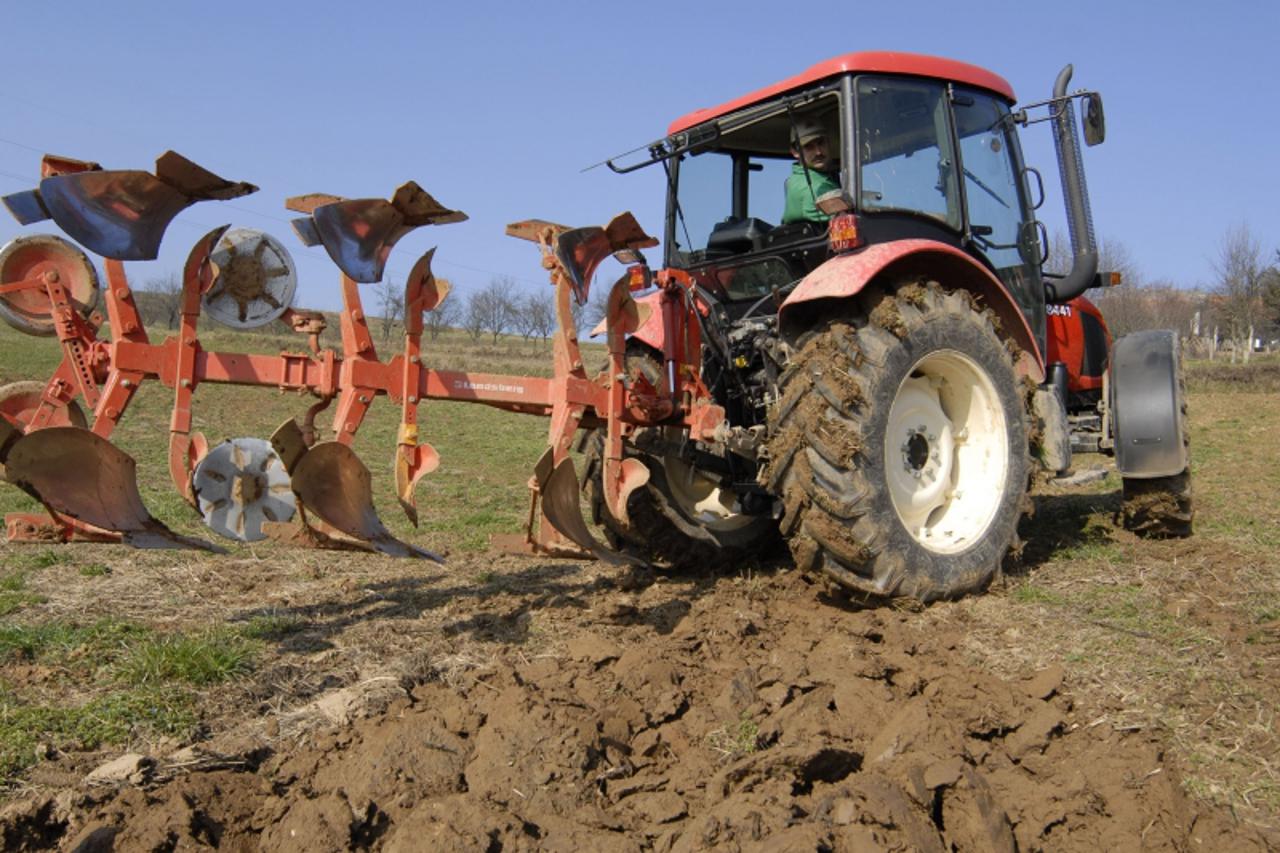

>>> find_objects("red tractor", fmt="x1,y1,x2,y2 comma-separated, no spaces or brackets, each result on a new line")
578,51,1193,596
0,51,1191,601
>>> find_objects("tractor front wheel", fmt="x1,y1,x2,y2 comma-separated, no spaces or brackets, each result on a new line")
762,282,1030,602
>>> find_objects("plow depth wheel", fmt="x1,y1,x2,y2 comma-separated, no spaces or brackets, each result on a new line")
0,381,87,430
762,282,1029,602
0,235,99,336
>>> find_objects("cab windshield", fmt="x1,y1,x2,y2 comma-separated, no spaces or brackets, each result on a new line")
668,91,843,268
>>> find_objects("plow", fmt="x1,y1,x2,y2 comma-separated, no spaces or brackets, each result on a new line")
0,150,678,564
1,52,1193,602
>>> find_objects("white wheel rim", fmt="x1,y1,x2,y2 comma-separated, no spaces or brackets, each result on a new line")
662,452,756,533
884,350,1009,554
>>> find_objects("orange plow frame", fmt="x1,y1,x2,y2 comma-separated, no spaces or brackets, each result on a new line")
0,151,728,562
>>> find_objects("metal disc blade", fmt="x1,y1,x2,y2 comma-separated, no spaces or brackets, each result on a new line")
193,437,296,541
291,441,441,561
204,228,298,330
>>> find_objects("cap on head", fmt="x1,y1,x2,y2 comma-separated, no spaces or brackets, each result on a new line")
791,117,827,147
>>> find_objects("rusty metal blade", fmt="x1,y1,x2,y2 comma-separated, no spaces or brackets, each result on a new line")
605,457,651,532
395,443,439,528
39,171,192,261
553,226,611,306
2,427,224,552
539,457,644,567
290,441,442,562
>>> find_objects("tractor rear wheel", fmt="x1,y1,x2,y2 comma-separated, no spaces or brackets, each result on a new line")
583,347,778,569
761,282,1030,602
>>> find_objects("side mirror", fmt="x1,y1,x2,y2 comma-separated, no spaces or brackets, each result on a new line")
1083,93,1106,146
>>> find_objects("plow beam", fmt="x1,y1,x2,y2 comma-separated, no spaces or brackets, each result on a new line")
0,423,224,552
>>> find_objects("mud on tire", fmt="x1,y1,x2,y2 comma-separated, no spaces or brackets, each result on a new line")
760,281,1030,602
1121,469,1193,537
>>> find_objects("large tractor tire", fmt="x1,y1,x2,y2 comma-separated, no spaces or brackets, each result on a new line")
583,346,779,569
761,282,1030,602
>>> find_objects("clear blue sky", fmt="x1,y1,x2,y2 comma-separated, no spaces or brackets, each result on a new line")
2,1,1276,311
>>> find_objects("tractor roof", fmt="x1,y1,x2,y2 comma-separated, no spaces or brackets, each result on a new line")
667,51,1015,135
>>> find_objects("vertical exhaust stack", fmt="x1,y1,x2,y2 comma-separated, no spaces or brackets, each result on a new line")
1045,65,1099,304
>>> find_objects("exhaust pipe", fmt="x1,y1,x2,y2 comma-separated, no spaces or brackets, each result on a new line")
1045,65,1098,304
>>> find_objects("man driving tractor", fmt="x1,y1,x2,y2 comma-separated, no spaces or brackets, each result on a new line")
782,116,840,224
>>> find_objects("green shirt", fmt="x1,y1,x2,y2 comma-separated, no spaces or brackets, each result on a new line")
782,164,840,224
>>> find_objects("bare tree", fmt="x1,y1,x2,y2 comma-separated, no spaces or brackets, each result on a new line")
143,273,184,330
1211,224,1269,362
373,275,404,343
463,281,515,344
424,277,460,341
470,277,516,344
1044,232,1205,339
525,290,556,344
1044,229,1140,286
583,275,615,335
511,291,539,341
462,287,486,342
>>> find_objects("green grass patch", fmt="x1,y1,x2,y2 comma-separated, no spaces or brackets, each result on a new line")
0,618,149,666
707,712,760,759
0,685,196,779
1009,583,1065,606
0,570,46,616
0,618,261,780
78,563,112,578
115,628,257,686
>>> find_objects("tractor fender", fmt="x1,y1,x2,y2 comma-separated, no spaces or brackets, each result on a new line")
1109,329,1188,478
779,240,1045,381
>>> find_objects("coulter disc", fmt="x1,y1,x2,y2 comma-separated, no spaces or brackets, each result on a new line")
192,437,296,541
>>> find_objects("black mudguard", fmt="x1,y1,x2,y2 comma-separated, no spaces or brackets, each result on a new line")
1109,329,1188,478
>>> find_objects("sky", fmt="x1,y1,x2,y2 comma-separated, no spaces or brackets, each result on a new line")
2,1,1277,315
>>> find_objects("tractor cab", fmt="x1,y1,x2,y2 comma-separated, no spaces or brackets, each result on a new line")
610,52,1103,350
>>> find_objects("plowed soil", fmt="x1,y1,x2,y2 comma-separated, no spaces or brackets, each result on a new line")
0,537,1274,852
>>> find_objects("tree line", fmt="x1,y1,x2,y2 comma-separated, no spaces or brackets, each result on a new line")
136,225,1279,363
136,271,610,348
1048,225,1279,362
